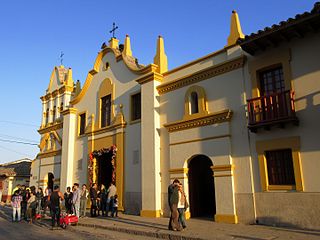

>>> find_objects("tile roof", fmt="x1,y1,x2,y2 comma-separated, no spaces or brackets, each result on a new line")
238,2,320,54
0,159,31,177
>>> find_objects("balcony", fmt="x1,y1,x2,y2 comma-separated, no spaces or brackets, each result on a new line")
247,90,299,132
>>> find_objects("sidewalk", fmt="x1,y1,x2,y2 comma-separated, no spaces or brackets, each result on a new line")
1,204,320,240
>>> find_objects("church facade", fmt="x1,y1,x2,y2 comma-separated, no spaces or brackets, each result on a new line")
30,3,320,229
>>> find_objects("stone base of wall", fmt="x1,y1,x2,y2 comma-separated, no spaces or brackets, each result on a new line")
124,192,141,215
235,193,255,224
255,192,320,230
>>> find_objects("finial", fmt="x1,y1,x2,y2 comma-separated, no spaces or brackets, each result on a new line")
153,35,168,74
123,34,132,57
226,10,244,47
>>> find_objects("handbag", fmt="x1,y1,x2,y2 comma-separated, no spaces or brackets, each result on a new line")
30,201,37,209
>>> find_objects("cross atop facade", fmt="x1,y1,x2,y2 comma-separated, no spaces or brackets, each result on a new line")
109,22,119,39
59,51,64,66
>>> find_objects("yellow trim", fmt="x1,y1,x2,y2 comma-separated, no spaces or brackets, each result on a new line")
169,168,188,174
38,122,63,134
256,136,303,192
211,164,234,172
140,210,161,218
163,48,227,76
70,47,157,105
164,109,232,133
135,71,163,85
37,149,61,159
248,49,292,98
184,85,208,120
170,134,230,146
61,108,77,116
77,110,87,136
88,131,125,212
215,214,238,224
157,56,246,94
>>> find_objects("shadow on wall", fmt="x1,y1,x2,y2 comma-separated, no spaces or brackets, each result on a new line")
255,217,320,235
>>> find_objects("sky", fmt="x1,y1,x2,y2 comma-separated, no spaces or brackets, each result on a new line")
0,0,316,163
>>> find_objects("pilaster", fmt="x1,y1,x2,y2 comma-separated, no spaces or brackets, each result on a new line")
140,78,162,217
60,108,77,192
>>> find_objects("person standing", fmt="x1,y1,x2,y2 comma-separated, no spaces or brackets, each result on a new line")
20,185,27,220
177,183,188,229
111,194,118,217
106,182,117,217
90,183,98,217
36,188,43,214
168,179,182,231
48,185,64,229
72,183,81,218
80,184,88,218
99,185,107,216
64,187,73,214
27,191,36,224
11,190,22,222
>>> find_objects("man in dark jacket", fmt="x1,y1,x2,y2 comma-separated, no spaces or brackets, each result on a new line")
168,179,181,231
90,183,98,217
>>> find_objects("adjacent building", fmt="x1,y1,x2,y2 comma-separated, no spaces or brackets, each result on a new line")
30,2,320,229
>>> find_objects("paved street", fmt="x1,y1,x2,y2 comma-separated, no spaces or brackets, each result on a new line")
2,204,320,240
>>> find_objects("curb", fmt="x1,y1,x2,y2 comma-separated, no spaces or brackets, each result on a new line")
77,222,204,240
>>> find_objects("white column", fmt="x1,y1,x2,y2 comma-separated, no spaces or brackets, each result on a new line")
60,108,77,192
48,98,54,123
140,79,162,217
56,94,61,119
6,177,14,203
41,101,47,127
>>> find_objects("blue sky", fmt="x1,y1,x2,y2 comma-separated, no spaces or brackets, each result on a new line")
0,0,316,163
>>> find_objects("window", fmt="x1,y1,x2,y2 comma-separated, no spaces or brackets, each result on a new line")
190,92,199,114
184,85,208,119
79,113,86,135
259,66,285,95
101,94,111,127
52,106,56,122
265,149,295,186
60,102,63,112
46,108,49,125
131,92,141,121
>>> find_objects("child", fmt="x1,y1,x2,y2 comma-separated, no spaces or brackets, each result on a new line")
111,195,118,217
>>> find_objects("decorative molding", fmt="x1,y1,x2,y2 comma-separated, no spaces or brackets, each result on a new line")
37,149,61,159
38,122,63,134
90,122,126,136
211,164,234,172
169,168,189,174
157,55,246,94
164,109,232,133
170,134,231,146
40,162,61,167
61,107,78,116
135,71,163,85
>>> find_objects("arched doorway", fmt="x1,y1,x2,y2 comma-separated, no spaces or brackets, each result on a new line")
48,172,54,191
188,155,215,218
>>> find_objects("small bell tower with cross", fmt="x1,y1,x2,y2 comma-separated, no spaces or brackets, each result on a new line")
108,22,119,49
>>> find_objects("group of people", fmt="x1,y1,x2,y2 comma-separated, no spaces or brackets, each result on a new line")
10,185,43,223
89,182,118,218
9,181,118,228
168,179,189,231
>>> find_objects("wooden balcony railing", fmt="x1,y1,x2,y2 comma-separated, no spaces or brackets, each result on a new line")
247,90,298,132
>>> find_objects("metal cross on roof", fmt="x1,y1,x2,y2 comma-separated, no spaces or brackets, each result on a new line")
109,22,119,39
59,51,64,66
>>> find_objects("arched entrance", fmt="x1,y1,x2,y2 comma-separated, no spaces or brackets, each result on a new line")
48,172,54,191
188,155,215,218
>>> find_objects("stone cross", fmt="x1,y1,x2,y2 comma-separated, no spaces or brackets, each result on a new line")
109,22,119,39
